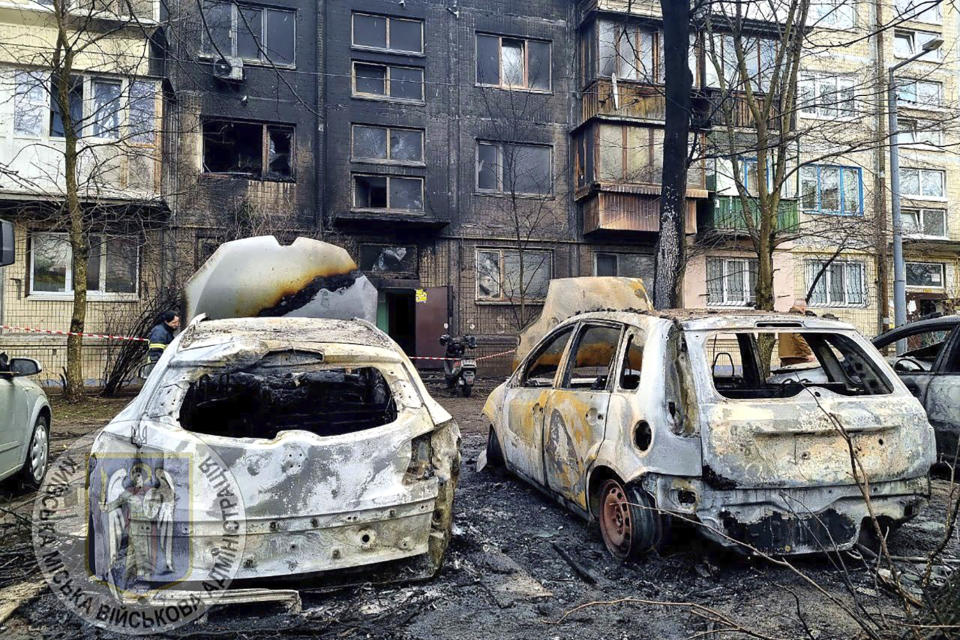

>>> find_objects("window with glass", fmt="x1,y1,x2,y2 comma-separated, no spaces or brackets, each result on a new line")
352,175,423,211
798,73,856,117
476,34,551,91
704,35,778,91
810,0,856,28
906,262,946,288
597,20,661,83
476,248,552,302
594,252,653,283
13,70,46,136
476,141,552,196
896,78,941,107
806,260,866,306
895,0,942,24
30,233,139,296
352,13,423,53
351,125,423,164
202,119,294,179
799,165,862,214
898,118,943,146
91,79,122,138
893,29,942,60
706,257,757,307
903,207,946,238
202,2,296,65
352,62,424,101
49,75,84,138
900,167,945,198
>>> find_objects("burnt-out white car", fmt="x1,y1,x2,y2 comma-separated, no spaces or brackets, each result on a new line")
480,310,935,558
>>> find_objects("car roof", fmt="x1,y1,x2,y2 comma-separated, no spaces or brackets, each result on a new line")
873,315,960,346
558,309,856,332
182,316,397,350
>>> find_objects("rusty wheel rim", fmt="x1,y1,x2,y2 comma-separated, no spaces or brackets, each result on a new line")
599,480,631,558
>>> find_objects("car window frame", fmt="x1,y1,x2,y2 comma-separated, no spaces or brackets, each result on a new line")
933,326,960,374
614,325,647,392
517,324,576,389
558,321,624,392
876,325,959,375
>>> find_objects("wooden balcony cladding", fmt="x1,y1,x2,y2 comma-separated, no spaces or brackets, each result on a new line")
582,80,666,123
704,90,788,131
583,190,699,235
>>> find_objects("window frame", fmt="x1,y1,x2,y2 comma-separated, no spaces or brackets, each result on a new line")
201,1,297,67
799,164,864,215
895,0,943,25
594,252,619,276
475,140,554,197
598,20,662,84
351,12,424,55
28,231,140,300
811,0,857,29
350,123,425,165
706,256,758,308
806,259,867,307
559,321,625,391
475,247,553,304
898,117,944,148
905,261,946,289
475,32,552,93
893,29,943,61
798,73,857,119
900,167,945,199
902,207,947,238
351,173,425,212
201,119,295,181
896,77,942,108
351,61,424,103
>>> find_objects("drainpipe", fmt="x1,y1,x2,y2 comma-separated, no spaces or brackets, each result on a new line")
873,0,889,336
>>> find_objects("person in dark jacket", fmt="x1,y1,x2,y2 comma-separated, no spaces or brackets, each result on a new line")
147,311,180,362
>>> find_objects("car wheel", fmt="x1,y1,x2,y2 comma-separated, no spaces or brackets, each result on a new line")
485,426,505,469
461,384,472,397
18,414,49,488
597,479,665,560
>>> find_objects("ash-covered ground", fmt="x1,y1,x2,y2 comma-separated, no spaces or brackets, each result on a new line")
0,382,956,640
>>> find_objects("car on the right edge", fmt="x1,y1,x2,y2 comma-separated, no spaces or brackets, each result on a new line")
872,315,960,463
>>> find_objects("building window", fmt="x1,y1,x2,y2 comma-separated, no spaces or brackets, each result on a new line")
476,141,552,196
358,244,418,275
906,261,946,288
594,252,653,281
129,80,157,144
810,0,856,29
353,174,424,211
202,119,294,180
898,118,943,147
900,167,945,198
476,248,552,302
903,207,946,238
476,34,551,91
352,13,423,54
49,74,84,138
704,35,778,91
352,62,423,101
13,71,46,136
597,20,661,83
30,232,139,297
799,165,862,214
895,0,942,24
203,1,296,66
91,79,122,139
706,257,757,307
896,78,941,107
351,125,424,164
806,260,866,307
893,30,942,61
798,74,856,118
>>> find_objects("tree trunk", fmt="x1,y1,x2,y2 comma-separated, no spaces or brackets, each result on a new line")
653,0,692,309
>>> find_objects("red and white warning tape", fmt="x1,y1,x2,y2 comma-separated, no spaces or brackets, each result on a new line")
409,348,516,362
0,325,149,342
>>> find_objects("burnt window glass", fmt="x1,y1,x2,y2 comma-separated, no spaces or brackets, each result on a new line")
353,13,387,48
50,75,83,138
389,177,423,210
503,144,551,195
501,39,525,87
390,128,422,162
353,125,388,160
477,142,499,190
86,237,102,291
204,1,232,56
562,325,622,390
236,6,262,59
359,245,417,274
596,253,617,276
355,63,386,95
391,18,423,53
265,9,295,65
266,125,293,178
477,34,551,90
354,175,388,208
203,120,263,175
528,39,551,90
477,34,500,85
390,66,423,100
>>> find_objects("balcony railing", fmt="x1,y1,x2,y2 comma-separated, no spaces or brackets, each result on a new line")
583,190,699,235
709,195,798,232
582,80,667,123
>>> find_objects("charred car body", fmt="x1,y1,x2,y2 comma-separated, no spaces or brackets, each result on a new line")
481,310,935,557
87,237,460,585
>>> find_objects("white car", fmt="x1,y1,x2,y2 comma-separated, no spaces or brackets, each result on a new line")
0,354,51,487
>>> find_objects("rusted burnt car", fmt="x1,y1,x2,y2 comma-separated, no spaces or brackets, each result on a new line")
87,237,460,584
480,310,935,557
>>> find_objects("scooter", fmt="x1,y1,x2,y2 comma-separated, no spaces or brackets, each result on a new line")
439,324,477,397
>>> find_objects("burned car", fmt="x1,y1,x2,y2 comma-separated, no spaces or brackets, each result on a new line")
87,238,460,586
480,310,935,558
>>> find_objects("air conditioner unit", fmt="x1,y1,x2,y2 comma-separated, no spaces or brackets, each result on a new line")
213,56,244,82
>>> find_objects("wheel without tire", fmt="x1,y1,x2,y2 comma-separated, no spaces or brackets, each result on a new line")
18,414,49,488
484,426,505,469
597,478,665,560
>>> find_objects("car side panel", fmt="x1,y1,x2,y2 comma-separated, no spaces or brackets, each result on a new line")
0,377,25,478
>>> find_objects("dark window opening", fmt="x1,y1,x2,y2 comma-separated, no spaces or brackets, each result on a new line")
355,63,387,95
267,125,293,178
354,175,388,208
203,2,296,65
179,359,397,439
562,325,621,390
50,75,83,138
203,119,294,180
352,13,422,53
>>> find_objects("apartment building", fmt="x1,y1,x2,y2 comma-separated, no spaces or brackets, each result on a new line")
0,0,165,384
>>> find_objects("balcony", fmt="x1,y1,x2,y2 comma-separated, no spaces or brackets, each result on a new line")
582,189,700,235
703,89,788,130
706,195,798,233
582,80,666,124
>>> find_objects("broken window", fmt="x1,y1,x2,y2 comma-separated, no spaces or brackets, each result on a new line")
30,232,138,296
353,175,423,211
203,119,294,180
353,63,423,101
618,332,644,390
352,12,423,53
14,71,47,136
706,257,757,307
50,74,84,138
476,248,551,302
705,331,893,399
523,326,573,387
203,2,296,65
476,33,551,91
476,141,552,195
353,125,426,163
561,325,622,390
178,357,399,439
359,245,418,274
